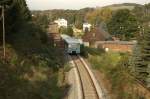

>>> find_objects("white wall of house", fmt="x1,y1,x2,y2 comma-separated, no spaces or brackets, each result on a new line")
83,23,92,32
54,18,68,28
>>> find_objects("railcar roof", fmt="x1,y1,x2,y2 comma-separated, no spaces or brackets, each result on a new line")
61,34,80,44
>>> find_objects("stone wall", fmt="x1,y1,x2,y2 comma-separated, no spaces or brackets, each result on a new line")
95,41,137,52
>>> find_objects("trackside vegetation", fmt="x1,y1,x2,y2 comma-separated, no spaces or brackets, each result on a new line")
82,47,148,99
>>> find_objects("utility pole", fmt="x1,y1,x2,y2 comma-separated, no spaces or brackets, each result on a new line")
0,5,6,59
2,6,6,59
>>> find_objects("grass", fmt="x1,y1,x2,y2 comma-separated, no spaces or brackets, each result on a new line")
88,52,121,70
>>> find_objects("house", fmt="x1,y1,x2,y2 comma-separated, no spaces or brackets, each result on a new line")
82,27,111,47
54,18,68,28
83,23,92,32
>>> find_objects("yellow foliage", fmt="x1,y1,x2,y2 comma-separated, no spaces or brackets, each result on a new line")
85,8,112,24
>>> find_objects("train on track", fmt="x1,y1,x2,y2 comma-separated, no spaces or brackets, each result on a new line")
61,34,82,54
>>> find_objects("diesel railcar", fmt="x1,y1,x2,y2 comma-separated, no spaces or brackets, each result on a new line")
61,34,81,54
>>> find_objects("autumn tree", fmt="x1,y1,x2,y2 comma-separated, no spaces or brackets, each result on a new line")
85,8,112,26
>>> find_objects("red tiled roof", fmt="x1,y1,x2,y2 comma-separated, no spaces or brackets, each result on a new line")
82,27,110,42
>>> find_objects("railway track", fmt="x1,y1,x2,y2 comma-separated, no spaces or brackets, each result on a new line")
71,55,103,99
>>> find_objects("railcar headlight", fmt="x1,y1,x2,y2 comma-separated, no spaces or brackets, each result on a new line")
68,45,71,48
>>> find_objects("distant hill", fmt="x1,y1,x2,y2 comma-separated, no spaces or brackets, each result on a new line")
101,3,142,10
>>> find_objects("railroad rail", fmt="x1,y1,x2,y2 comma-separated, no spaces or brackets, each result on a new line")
71,55,105,99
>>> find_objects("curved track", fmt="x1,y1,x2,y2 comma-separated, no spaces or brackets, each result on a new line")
71,55,99,99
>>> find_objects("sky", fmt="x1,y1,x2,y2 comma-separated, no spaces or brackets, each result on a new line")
26,0,150,10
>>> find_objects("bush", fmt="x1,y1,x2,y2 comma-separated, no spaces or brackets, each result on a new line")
80,47,104,58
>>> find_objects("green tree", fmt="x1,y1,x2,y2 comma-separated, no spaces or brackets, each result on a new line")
141,29,150,85
33,14,49,29
0,0,12,5
60,26,74,37
131,27,150,87
67,26,74,37
107,9,138,40
0,0,31,43
74,14,84,29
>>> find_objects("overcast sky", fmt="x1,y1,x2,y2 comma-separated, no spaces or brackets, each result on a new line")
26,0,150,10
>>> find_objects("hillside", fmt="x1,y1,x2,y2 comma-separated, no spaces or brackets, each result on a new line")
102,3,142,10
